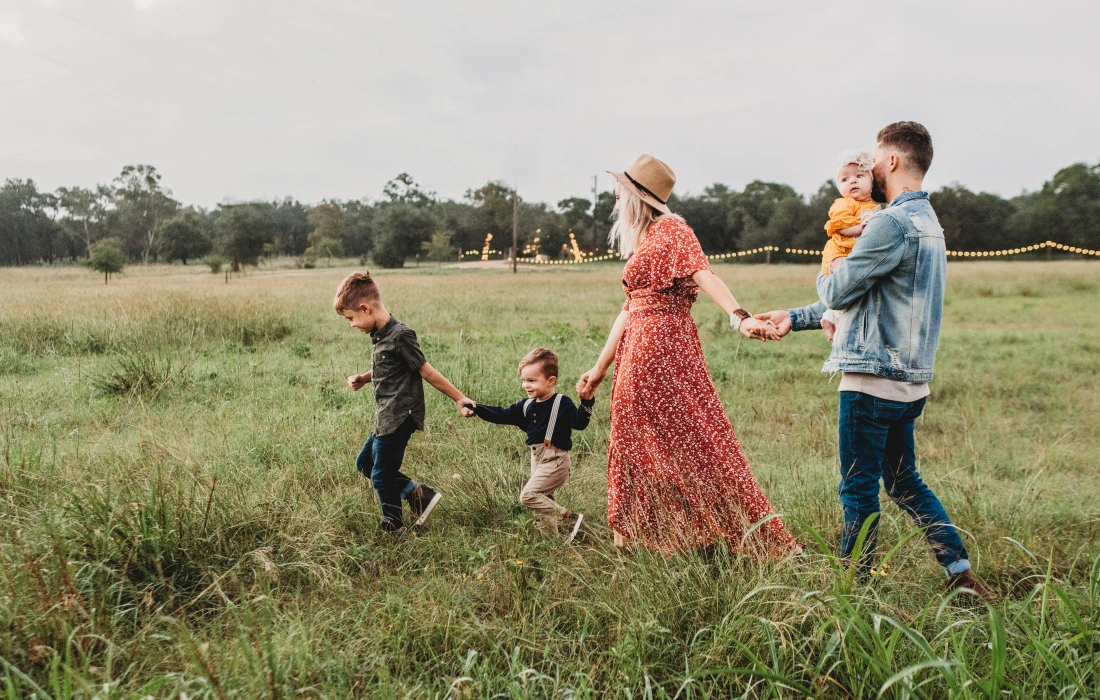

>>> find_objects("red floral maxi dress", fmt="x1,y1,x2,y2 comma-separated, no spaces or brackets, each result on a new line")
607,216,799,556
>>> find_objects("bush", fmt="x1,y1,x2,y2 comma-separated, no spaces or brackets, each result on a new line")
87,237,127,283
203,253,226,273
94,352,178,397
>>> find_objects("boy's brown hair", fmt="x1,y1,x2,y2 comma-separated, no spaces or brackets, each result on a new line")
333,271,382,313
519,347,559,379
877,121,933,175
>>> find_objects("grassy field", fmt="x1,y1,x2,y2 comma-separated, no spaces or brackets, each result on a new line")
1,260,1098,698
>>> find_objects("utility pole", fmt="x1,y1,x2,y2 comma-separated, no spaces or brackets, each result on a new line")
592,175,599,248
512,186,518,274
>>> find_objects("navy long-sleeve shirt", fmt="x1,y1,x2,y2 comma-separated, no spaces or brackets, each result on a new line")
473,394,595,451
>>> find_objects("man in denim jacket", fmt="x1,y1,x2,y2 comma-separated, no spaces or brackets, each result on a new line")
758,122,990,597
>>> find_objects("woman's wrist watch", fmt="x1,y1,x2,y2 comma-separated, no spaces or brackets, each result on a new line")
729,308,751,331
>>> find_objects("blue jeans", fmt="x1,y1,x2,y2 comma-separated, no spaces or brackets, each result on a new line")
356,416,418,529
838,392,970,576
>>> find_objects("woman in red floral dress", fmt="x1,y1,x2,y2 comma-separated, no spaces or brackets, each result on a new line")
577,154,800,557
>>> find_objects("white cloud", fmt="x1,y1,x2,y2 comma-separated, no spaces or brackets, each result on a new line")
0,14,24,45
131,0,178,11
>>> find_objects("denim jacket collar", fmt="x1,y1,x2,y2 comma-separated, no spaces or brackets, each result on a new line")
887,190,928,207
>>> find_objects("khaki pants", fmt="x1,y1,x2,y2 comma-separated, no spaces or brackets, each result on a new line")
521,443,571,537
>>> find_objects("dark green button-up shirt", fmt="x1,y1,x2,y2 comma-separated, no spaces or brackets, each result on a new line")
369,316,427,436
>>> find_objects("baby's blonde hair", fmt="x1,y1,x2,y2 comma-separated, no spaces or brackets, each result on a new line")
836,149,874,183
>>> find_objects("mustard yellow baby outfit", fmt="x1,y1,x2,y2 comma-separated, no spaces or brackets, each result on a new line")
822,197,880,275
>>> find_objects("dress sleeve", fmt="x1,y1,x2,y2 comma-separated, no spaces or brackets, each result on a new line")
824,198,862,234
647,217,710,292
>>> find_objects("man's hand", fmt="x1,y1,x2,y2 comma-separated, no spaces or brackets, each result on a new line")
821,318,836,342
457,397,476,417
753,310,792,338
738,317,781,342
347,372,372,391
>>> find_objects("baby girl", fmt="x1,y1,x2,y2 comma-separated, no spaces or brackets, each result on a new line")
821,149,880,339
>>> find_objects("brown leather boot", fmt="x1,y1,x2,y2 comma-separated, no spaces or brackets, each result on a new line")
947,570,993,601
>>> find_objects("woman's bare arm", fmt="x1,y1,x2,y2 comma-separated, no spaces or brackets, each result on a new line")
692,269,780,341
577,309,628,398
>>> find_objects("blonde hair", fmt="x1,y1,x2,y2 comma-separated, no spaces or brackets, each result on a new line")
608,185,662,259
836,149,875,183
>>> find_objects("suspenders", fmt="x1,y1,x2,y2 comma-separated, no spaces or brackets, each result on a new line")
524,393,564,447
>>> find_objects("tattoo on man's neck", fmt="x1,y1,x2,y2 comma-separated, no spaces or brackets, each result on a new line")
901,186,913,193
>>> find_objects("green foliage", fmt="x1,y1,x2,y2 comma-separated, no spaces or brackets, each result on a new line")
160,208,212,264
0,178,63,265
305,202,345,259
372,202,436,268
420,230,457,263
931,184,1018,252
7,161,1100,269
57,184,111,257
1027,162,1100,248
112,164,179,264
86,236,127,282
215,203,274,269
1,263,1098,695
203,253,226,273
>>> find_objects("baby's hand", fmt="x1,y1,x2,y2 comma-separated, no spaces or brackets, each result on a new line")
828,257,845,274
577,385,595,401
457,397,477,417
821,319,836,343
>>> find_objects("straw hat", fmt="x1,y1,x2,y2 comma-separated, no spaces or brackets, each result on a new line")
608,154,675,216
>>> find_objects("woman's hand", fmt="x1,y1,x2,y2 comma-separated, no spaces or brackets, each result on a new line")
576,367,606,399
738,317,781,342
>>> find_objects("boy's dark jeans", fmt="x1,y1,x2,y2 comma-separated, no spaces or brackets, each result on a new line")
357,416,418,528
838,392,970,576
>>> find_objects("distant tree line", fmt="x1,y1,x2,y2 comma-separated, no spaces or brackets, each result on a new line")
2,161,1098,269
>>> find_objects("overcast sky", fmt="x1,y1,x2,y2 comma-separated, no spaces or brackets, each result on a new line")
2,0,1099,208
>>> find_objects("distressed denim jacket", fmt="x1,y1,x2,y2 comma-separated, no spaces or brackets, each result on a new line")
789,191,946,383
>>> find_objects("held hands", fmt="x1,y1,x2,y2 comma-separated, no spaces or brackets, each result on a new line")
457,397,477,417
821,318,836,342
752,310,793,339
347,372,372,391
576,367,605,401
738,317,783,342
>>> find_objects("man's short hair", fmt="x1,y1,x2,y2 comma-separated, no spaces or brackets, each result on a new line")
877,121,934,175
333,271,381,313
519,347,559,379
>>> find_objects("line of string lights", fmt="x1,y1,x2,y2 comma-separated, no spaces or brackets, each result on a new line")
516,246,784,265
784,241,1100,258
465,240,1098,267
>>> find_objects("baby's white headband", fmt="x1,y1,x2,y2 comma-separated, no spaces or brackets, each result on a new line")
836,149,874,183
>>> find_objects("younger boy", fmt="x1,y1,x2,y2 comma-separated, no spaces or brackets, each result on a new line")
335,271,474,534
464,348,595,543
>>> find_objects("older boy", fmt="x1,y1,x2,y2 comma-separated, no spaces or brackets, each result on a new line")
465,348,594,543
335,271,474,534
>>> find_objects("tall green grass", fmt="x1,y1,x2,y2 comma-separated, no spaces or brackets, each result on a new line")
0,261,1098,697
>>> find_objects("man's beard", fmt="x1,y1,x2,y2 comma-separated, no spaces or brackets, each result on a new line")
870,175,888,203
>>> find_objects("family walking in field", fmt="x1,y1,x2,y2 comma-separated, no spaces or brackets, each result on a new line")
336,121,990,598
